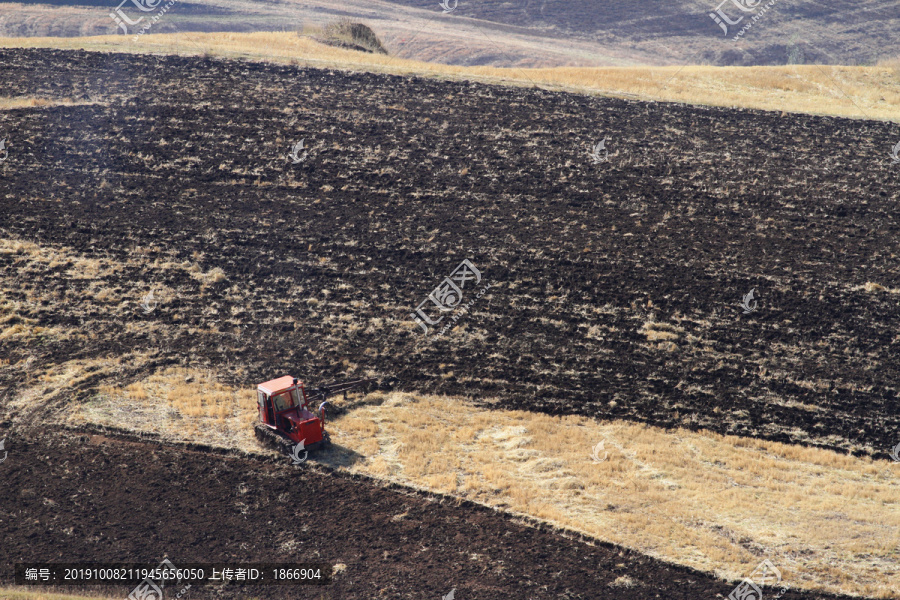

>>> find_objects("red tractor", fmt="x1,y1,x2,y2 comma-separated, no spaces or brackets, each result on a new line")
253,375,378,455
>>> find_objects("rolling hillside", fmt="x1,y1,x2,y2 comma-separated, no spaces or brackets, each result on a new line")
0,0,897,67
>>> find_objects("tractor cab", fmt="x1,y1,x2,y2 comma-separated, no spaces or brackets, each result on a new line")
257,375,325,447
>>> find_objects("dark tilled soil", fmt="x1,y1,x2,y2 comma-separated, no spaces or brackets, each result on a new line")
0,428,861,599
1,49,898,459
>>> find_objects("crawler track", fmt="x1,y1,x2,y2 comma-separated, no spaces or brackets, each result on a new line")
253,422,328,456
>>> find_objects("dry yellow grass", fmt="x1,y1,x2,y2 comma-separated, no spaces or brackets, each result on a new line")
76,367,257,449
0,236,227,328
189,264,227,286
859,281,900,294
0,96,98,110
324,391,899,599
6,355,134,427
1,32,897,122
74,369,900,598
640,319,683,342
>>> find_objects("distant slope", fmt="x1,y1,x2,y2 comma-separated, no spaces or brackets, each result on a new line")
0,0,897,67
382,0,900,66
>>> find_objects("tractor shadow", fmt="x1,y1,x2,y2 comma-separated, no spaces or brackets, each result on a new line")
330,391,389,413
314,442,367,469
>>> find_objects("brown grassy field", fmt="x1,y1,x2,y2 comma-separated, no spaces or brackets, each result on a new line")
1,32,898,122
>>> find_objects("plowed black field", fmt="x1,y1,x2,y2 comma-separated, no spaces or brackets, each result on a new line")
1,49,898,457
0,47,898,598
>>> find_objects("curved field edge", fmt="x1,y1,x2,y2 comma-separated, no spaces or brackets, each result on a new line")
0,32,897,122
61,367,900,599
